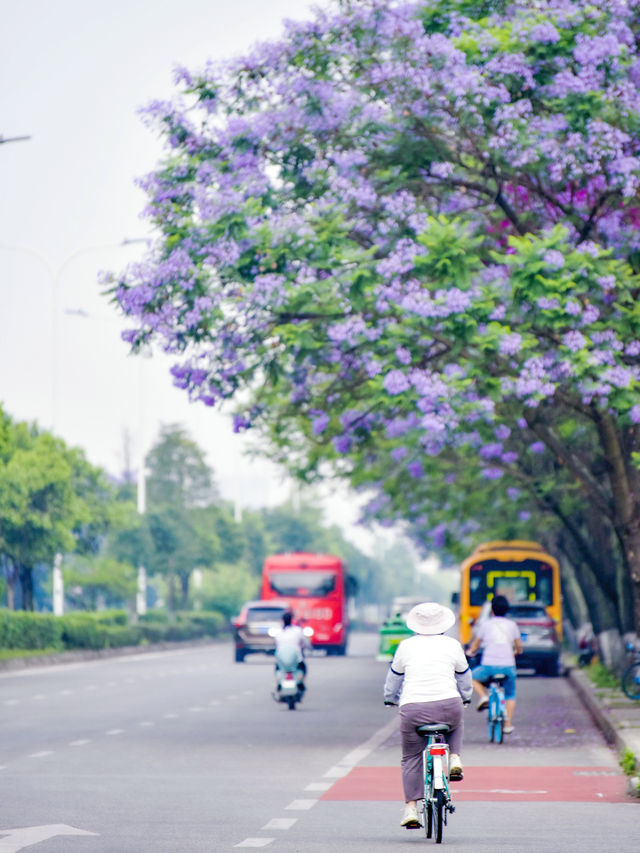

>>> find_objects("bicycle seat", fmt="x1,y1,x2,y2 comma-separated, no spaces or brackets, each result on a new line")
488,673,508,684
416,723,451,736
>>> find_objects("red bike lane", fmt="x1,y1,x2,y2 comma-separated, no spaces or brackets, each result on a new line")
322,764,628,803
323,674,632,807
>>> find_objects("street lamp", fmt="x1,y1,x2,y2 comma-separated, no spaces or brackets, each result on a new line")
0,134,31,145
0,237,146,430
0,237,147,616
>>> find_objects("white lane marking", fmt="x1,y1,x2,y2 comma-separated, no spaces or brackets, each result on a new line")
324,765,350,778
189,706,205,712
209,699,221,706
234,840,274,848
0,824,98,852
0,765,7,770
339,714,399,766
69,740,91,747
105,729,124,736
28,751,54,759
284,800,316,811
323,713,399,779
163,713,179,719
261,818,297,830
305,782,333,792
139,721,155,727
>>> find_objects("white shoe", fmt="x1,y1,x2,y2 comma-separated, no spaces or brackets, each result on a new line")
400,804,420,828
449,754,463,781
503,725,514,734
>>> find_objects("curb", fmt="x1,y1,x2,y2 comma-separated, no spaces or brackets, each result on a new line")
566,665,625,751
0,635,228,672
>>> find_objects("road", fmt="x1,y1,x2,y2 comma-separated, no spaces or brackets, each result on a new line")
0,633,637,852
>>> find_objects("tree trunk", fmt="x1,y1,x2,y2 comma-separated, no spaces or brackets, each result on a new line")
19,564,34,611
180,571,190,610
1,555,17,610
167,557,176,616
596,413,640,635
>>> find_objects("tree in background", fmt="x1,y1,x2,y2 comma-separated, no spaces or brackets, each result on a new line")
109,0,640,637
63,556,137,611
0,407,113,610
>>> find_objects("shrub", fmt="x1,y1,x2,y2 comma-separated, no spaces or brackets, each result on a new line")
621,749,637,776
0,610,63,650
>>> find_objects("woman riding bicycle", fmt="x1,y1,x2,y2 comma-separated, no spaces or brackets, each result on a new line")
383,602,472,829
467,595,522,734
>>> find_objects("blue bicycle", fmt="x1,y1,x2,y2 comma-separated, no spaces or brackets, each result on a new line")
417,723,455,843
486,673,507,744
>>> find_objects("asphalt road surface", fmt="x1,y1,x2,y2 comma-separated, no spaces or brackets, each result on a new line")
1,633,637,852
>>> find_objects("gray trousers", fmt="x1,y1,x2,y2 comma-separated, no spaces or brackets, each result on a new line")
399,698,464,801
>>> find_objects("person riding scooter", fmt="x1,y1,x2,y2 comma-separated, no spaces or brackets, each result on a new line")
274,610,310,683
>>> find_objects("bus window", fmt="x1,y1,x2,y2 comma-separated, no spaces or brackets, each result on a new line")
268,571,337,597
491,576,531,602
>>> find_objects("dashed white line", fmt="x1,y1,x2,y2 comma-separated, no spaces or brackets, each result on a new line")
284,799,317,811
163,713,179,719
69,739,91,747
324,765,350,778
261,818,297,830
305,781,333,792
29,751,54,759
139,721,155,727
234,839,274,848
105,728,124,736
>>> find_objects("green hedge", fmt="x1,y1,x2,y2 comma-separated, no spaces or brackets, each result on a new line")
0,610,63,650
0,608,226,652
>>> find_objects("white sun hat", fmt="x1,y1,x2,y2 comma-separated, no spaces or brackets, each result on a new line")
406,602,456,635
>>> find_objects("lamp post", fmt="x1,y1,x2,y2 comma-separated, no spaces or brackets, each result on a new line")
0,134,31,145
0,237,146,615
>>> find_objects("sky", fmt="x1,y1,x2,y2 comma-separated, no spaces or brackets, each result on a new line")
0,0,405,556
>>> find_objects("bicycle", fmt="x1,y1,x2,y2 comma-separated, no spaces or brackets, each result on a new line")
485,673,508,743
416,723,455,844
621,642,640,701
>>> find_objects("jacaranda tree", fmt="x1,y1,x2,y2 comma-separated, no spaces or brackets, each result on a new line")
107,0,640,636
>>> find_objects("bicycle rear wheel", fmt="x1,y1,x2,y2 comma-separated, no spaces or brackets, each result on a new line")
424,799,432,839
488,691,497,741
622,662,640,700
433,789,445,843
494,716,504,744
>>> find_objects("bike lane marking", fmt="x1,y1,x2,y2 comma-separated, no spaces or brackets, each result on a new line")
321,765,630,803
234,713,401,848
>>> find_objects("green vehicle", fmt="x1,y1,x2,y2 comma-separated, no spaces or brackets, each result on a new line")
377,610,414,660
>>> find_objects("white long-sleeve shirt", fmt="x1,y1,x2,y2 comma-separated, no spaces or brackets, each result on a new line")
384,634,471,705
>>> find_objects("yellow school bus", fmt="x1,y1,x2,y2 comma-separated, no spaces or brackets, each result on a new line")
458,540,561,645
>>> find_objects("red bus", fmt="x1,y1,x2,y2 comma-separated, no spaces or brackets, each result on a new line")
260,552,349,656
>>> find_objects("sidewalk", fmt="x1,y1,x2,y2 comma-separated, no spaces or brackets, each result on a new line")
567,663,640,797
